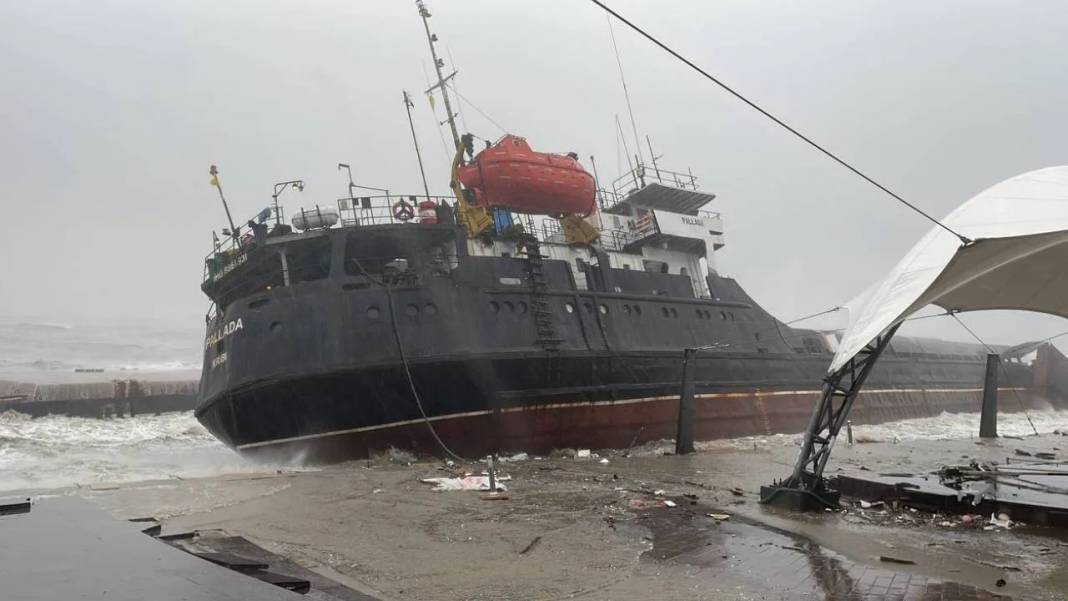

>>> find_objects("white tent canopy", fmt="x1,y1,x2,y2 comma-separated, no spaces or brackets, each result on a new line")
831,166,1068,373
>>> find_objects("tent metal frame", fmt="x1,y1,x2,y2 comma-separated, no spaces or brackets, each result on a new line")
760,323,901,510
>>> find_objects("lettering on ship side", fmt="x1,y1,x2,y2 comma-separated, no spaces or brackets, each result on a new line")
681,216,704,226
214,253,247,281
204,318,244,350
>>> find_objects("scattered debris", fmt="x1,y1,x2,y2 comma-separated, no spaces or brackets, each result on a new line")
627,498,660,510
996,578,1007,587
729,487,744,497
480,492,509,501
964,557,1022,572
519,536,542,555
879,555,916,565
663,500,677,508
859,500,884,509
990,513,1013,529
421,476,508,492
500,452,529,462
706,513,731,521
598,458,610,465
576,449,592,459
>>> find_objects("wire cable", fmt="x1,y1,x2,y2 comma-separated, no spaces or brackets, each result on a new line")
588,0,972,245
950,313,1040,436
783,306,843,326
349,258,467,462
447,83,509,135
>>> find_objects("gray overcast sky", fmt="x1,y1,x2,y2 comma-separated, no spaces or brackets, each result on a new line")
2,0,1067,346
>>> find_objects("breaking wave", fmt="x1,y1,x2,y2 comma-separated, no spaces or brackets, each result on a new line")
693,409,1068,451
0,411,275,492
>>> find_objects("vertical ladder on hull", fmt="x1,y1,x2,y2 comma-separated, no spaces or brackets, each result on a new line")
522,235,561,350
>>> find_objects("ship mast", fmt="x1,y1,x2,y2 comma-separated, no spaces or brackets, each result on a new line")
417,0,461,151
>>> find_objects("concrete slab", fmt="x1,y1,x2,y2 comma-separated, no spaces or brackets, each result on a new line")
0,496,300,601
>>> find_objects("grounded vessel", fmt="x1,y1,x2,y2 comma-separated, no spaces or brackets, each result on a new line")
193,5,1068,463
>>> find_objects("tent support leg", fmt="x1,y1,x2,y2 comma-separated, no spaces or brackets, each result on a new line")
760,324,901,511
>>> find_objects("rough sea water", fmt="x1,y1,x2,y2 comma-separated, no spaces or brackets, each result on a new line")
0,411,259,492
695,408,1068,452
0,316,202,383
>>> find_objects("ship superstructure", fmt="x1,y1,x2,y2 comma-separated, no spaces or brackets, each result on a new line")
194,155,1064,462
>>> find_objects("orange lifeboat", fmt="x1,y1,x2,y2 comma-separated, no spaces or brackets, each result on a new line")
456,135,595,216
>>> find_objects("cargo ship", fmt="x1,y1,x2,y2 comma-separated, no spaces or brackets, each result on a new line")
194,3,1068,462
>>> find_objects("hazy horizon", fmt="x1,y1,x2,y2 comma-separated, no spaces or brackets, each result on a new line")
3,0,1068,349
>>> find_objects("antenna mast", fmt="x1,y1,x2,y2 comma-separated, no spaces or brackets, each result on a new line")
608,16,644,165
403,90,432,200
418,1,461,151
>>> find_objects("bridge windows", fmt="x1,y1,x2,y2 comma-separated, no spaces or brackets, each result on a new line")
285,236,332,283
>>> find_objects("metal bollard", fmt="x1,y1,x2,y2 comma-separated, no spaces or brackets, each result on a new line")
676,348,696,455
980,354,999,438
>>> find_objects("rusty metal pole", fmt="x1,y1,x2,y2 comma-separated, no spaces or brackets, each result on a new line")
980,353,999,438
676,348,696,455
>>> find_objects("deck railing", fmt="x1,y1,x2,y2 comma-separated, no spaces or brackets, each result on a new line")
202,186,719,284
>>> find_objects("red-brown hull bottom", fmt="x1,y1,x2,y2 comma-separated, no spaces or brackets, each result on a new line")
237,386,1060,465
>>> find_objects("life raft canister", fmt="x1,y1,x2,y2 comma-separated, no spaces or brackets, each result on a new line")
456,135,595,215
418,199,438,224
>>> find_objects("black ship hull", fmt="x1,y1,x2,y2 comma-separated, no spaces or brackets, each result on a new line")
196,224,1067,463
197,349,1054,463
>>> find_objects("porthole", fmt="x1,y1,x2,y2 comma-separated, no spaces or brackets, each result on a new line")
565,302,575,313
406,304,419,317
696,309,704,319
670,308,678,318
367,306,381,320
517,301,528,314
634,305,642,316
424,303,439,316
598,304,609,315
728,312,735,321
661,307,670,317
622,305,631,315
755,332,762,341
269,321,282,332
490,301,500,313
720,311,727,320
504,301,515,313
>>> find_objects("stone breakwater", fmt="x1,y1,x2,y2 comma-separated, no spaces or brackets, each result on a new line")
0,379,199,418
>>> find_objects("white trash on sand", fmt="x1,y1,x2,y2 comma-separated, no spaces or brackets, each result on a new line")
421,475,509,492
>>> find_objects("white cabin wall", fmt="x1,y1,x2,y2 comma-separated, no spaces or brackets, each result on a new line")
638,246,710,298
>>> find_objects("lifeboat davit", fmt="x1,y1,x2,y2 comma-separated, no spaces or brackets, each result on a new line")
456,135,596,216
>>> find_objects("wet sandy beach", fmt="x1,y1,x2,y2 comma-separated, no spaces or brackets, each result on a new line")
42,432,1064,600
